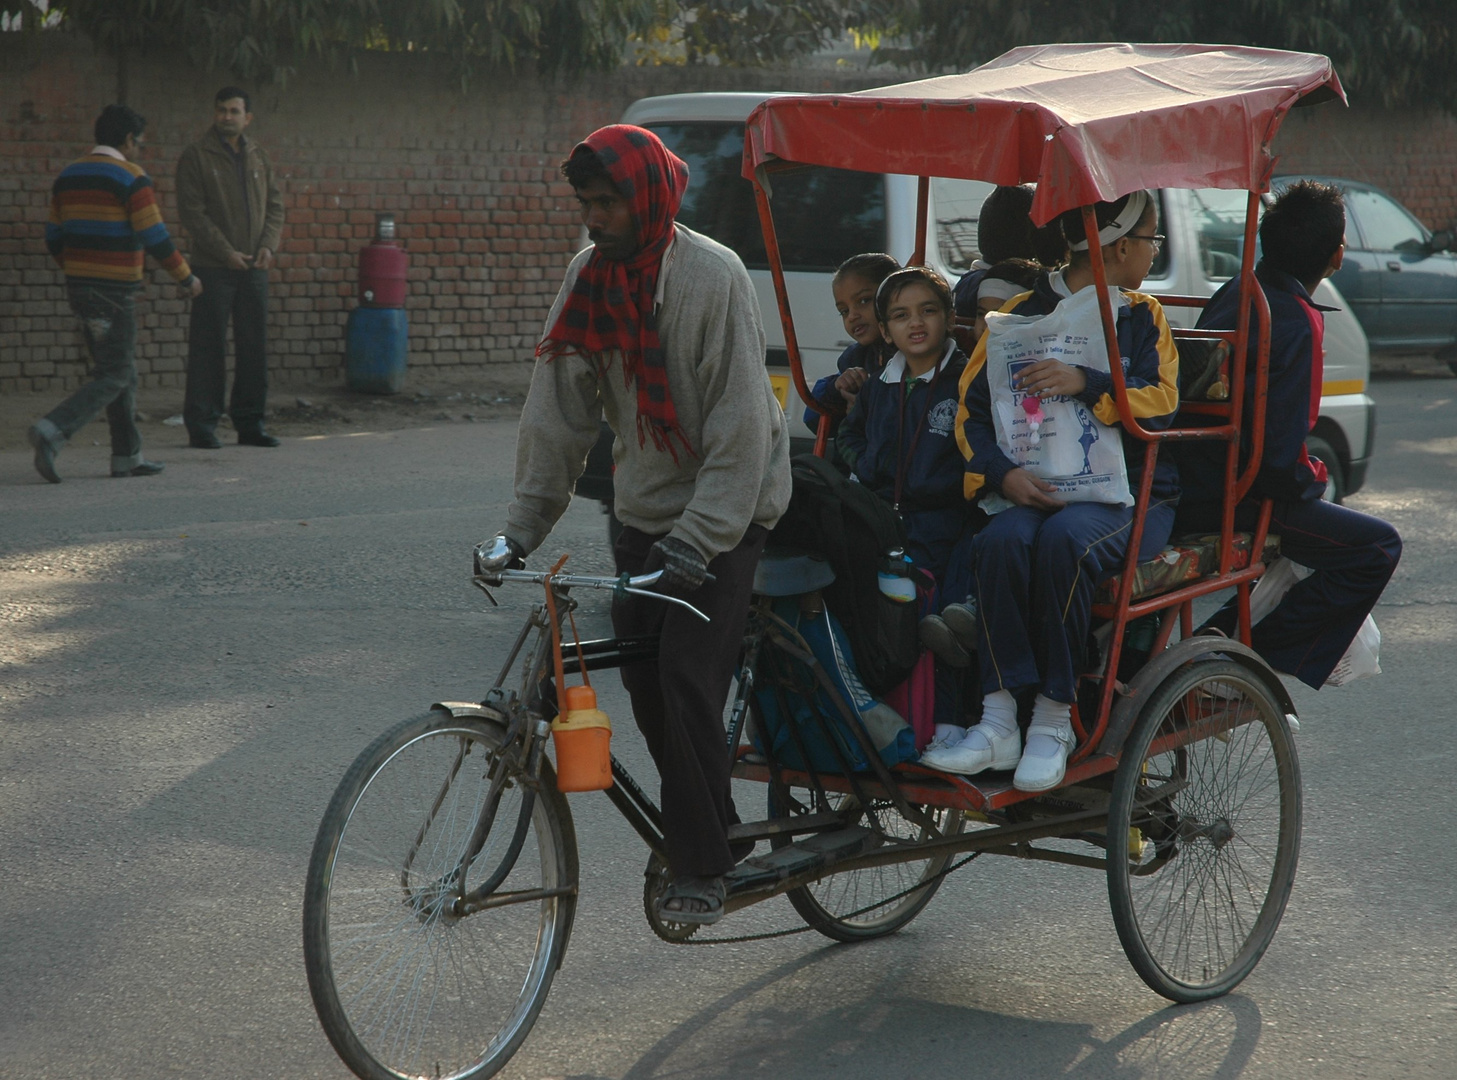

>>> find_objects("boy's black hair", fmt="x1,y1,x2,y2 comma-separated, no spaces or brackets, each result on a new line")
979,184,1068,268
1059,191,1154,256
833,252,899,288
980,257,1042,296
978,184,1036,264
875,265,953,324
215,85,251,111
561,145,616,191
1262,180,1346,285
95,105,146,148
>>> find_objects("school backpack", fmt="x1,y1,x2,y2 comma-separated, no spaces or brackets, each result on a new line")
768,453,920,696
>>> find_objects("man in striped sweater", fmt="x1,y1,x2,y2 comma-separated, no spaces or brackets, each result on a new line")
28,104,202,483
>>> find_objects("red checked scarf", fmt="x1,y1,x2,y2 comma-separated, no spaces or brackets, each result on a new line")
536,125,693,460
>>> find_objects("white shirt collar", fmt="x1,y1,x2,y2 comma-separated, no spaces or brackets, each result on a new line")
90,145,126,161
880,338,956,384
1048,269,1130,309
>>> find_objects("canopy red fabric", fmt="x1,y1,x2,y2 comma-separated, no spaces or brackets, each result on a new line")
743,43,1344,224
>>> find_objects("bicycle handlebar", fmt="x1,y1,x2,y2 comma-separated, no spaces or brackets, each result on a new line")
476,567,711,623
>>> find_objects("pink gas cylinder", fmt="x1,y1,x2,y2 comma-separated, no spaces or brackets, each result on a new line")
358,213,408,307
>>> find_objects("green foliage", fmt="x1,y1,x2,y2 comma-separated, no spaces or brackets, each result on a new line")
633,0,902,65
5,0,1454,109
0,0,654,84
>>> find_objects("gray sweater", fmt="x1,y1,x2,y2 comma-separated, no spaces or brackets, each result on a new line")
505,225,792,561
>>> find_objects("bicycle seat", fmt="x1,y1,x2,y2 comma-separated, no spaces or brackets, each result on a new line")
753,548,835,597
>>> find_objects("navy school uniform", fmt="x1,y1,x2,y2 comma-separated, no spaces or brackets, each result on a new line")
1174,261,1401,688
955,274,1181,704
837,339,974,583
804,340,889,434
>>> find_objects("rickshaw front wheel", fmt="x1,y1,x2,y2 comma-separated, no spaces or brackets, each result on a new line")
1107,659,1301,1002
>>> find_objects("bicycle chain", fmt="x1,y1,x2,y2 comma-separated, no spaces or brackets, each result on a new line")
662,851,982,945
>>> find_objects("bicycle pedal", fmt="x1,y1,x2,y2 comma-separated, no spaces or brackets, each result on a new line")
724,826,872,893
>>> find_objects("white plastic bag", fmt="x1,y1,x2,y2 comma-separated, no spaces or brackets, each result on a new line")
981,285,1133,510
1247,557,1382,686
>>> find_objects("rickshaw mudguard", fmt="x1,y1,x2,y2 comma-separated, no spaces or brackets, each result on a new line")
1098,637,1297,759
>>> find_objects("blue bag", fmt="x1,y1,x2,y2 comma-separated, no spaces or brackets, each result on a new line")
753,598,917,774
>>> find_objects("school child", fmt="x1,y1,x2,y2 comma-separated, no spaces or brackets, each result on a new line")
1175,181,1401,686
924,190,1180,791
952,185,1069,320
837,266,972,583
804,253,900,433
917,256,1044,673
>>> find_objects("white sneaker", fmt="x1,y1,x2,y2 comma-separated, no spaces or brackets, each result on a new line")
1012,722,1075,792
921,723,1021,776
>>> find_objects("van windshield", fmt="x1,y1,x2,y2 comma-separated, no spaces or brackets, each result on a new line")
644,121,886,273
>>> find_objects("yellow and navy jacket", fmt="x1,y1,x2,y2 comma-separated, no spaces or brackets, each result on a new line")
46,152,193,288
837,341,972,576
955,274,1181,504
1177,261,1333,505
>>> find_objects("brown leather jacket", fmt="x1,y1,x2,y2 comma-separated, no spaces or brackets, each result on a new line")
176,130,285,268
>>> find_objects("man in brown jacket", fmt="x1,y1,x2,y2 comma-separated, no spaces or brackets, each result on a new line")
176,86,285,448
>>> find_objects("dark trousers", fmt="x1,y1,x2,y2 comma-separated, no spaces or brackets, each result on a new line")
971,499,1176,703
611,523,768,878
1176,498,1402,688
185,267,269,437
44,284,142,471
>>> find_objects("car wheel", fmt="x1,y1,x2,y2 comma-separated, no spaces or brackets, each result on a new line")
1306,435,1345,504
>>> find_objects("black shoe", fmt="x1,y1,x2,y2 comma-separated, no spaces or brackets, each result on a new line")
238,429,280,447
113,459,165,478
28,424,61,483
189,431,221,449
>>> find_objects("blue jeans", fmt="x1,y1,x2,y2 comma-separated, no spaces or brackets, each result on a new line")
971,499,1177,703
42,284,142,472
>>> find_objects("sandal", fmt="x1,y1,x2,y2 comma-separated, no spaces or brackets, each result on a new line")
655,874,726,926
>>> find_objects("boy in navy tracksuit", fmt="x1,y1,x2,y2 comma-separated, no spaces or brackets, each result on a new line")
927,190,1180,791
1174,181,1401,687
837,267,972,582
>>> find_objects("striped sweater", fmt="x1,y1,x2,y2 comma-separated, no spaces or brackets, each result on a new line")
46,150,193,287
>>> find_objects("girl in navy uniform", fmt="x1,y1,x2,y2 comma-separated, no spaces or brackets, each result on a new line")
804,253,899,433
925,190,1180,791
837,266,973,583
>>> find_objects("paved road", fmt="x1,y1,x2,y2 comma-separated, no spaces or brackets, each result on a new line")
2,375,1453,1080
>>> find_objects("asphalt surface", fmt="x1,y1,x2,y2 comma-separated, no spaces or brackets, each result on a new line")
1,373,1454,1080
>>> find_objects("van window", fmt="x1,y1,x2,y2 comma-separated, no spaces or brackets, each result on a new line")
932,178,996,275
1189,188,1252,282
644,122,885,272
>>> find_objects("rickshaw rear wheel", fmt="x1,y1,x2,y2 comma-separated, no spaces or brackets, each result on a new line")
769,790,964,942
1107,659,1301,1002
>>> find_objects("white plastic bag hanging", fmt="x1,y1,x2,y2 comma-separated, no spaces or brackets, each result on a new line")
981,286,1133,510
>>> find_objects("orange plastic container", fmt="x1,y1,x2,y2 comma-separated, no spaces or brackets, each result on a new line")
551,685,613,792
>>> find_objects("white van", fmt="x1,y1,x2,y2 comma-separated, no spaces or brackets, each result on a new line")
607,91,1376,499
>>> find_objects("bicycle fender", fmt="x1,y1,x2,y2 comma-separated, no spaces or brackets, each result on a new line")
431,700,501,720
1099,637,1296,758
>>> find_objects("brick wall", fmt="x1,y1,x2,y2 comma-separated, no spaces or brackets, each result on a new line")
3,34,1456,396
0,34,882,395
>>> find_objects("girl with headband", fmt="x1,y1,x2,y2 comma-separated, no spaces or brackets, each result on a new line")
923,190,1180,792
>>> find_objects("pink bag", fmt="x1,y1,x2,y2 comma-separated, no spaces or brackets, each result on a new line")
884,650,936,751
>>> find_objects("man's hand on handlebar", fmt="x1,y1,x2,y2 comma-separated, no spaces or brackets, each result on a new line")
650,536,709,592
473,534,525,579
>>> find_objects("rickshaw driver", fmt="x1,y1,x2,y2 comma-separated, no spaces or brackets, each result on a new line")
475,125,792,925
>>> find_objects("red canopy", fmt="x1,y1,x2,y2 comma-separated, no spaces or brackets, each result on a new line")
743,43,1344,224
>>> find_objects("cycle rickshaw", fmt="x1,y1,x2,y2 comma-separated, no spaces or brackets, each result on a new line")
303,44,1345,1080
